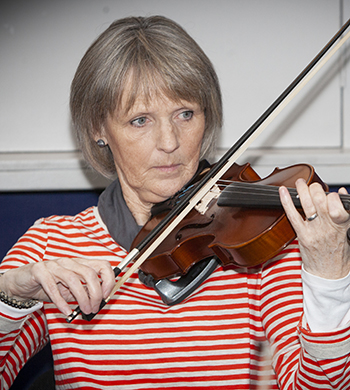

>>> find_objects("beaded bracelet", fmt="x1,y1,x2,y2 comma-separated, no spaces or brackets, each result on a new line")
0,273,39,309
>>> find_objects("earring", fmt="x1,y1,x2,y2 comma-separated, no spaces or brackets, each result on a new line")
96,139,106,148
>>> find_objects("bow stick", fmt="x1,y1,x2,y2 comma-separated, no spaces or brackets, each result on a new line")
67,18,350,323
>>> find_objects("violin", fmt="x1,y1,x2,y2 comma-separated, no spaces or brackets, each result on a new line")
137,160,350,305
66,17,350,323
133,161,329,306
134,161,328,281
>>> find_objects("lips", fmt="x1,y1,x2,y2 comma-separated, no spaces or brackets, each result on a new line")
154,164,181,173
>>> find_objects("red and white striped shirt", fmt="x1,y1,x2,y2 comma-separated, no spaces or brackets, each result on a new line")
1,206,350,389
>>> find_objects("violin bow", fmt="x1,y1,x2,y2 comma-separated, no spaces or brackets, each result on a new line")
67,18,350,323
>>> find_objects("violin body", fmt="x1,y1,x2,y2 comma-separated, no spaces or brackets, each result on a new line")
132,162,327,280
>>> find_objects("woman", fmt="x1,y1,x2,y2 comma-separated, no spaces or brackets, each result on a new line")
1,15,350,390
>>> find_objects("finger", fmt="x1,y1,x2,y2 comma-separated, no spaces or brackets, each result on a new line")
294,179,322,221
31,262,74,316
307,181,328,217
327,191,350,224
279,185,305,229
70,258,115,300
63,258,116,312
35,259,104,315
61,259,107,314
338,187,348,195
98,263,116,299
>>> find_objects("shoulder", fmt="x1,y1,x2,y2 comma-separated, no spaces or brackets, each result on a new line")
34,206,97,226
32,206,117,248
29,206,107,236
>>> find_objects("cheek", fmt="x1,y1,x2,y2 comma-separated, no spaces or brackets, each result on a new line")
186,128,205,158
115,149,145,177
110,133,144,164
114,141,157,187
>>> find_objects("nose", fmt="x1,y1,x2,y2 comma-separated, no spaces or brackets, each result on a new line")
155,120,180,153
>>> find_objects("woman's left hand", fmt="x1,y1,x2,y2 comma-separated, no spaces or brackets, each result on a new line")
279,179,350,279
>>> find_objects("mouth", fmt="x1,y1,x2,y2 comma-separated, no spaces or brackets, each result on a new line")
154,164,181,174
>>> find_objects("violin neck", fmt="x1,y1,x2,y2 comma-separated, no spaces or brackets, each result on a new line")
217,182,350,211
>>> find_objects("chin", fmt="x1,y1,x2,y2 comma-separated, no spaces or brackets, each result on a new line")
154,182,185,203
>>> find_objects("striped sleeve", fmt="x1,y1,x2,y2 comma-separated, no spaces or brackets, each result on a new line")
261,242,350,389
0,219,50,390
0,308,49,390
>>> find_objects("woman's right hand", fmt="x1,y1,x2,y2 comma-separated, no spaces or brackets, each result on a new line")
0,258,116,316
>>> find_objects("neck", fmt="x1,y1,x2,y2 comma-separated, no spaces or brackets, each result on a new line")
121,190,153,226
128,203,152,226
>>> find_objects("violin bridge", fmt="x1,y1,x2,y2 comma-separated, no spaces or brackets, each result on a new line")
195,184,221,215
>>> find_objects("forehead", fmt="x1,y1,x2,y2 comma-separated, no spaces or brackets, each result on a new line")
121,92,184,116
115,68,199,117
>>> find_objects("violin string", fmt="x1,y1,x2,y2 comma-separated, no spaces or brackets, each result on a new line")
214,180,350,209
204,180,350,212
216,179,350,197
217,180,294,197
179,179,350,209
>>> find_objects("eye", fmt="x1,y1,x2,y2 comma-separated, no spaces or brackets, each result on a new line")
179,110,193,120
131,116,147,127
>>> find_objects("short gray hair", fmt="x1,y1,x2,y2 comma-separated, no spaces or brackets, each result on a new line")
70,15,222,178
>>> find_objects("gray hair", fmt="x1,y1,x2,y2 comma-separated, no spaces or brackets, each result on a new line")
70,15,222,178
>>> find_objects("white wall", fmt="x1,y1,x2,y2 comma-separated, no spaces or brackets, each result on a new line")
1,0,350,190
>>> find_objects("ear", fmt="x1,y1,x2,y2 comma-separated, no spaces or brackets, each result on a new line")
94,136,108,146
93,127,108,145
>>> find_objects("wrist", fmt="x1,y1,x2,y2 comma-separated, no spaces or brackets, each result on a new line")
0,273,39,310
303,262,350,280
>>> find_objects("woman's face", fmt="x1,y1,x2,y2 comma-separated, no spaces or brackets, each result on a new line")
101,91,205,220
